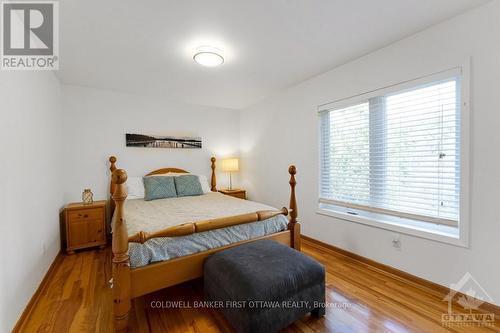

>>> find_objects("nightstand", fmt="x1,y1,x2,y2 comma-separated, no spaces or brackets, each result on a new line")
219,189,246,200
63,200,106,254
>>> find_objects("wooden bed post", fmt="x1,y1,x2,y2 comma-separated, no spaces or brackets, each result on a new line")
111,169,131,332
288,165,301,250
109,156,117,216
210,157,217,192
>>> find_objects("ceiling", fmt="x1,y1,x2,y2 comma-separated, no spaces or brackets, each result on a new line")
58,0,488,109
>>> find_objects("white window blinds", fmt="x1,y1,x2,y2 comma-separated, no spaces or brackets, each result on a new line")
319,74,461,227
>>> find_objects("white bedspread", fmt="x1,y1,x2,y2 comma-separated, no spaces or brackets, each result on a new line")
118,193,289,267
124,192,279,235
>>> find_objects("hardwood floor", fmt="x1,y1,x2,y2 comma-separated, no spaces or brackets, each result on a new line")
19,239,500,332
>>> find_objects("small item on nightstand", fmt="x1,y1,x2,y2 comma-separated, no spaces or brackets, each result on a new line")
82,188,93,204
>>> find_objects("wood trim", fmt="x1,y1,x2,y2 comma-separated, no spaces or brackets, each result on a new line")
128,223,195,243
12,251,63,333
302,235,500,317
111,169,131,332
210,157,217,191
197,208,288,232
128,208,289,243
109,156,117,218
145,168,189,176
287,165,300,250
130,230,292,298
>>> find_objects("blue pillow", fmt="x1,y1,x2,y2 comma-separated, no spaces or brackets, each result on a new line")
174,175,203,197
143,176,177,201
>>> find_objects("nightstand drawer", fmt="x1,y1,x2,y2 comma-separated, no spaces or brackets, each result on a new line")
68,209,103,222
67,219,105,248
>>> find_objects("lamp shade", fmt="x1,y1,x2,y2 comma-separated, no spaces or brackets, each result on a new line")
221,158,239,172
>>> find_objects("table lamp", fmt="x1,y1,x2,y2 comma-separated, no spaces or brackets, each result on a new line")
221,158,239,190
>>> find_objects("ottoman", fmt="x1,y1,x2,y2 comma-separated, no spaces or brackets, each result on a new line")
204,240,325,333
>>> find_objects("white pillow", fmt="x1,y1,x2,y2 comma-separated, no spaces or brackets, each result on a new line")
197,175,211,194
151,172,211,194
126,177,145,199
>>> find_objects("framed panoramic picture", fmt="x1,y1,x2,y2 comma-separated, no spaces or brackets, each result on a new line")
125,133,202,149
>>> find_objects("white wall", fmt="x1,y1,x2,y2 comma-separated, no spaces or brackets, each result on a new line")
0,82,239,330
0,71,63,331
62,85,241,203
3,3,499,329
240,1,500,304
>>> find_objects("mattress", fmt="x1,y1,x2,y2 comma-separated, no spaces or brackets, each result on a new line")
117,192,289,268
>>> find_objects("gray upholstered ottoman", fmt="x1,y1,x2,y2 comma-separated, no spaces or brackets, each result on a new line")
204,240,325,333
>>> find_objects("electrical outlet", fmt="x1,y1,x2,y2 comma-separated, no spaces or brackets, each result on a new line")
392,234,401,249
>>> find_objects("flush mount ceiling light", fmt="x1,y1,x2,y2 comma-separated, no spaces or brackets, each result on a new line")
193,46,224,67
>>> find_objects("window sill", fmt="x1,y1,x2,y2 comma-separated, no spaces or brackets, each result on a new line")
317,203,468,248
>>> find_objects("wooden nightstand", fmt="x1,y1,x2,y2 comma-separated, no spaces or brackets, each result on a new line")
63,200,107,254
219,189,246,200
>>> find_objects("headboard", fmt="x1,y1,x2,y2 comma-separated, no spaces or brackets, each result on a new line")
108,156,218,216
145,168,189,176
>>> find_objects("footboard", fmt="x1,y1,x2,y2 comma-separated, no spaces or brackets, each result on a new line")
108,156,300,331
129,230,293,298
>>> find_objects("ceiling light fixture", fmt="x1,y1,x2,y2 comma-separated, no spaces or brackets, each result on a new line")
193,46,224,67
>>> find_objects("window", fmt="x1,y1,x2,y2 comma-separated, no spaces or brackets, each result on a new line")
319,68,466,233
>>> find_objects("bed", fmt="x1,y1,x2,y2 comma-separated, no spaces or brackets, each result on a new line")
108,156,300,332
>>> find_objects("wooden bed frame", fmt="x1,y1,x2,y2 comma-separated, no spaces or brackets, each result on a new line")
108,156,300,332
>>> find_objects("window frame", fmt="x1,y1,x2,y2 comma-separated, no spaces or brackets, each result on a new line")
317,65,470,247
